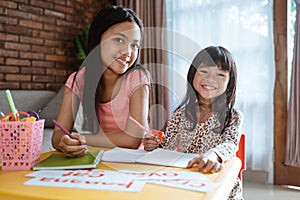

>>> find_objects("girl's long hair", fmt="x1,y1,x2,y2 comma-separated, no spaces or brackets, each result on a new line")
73,6,145,132
177,46,237,132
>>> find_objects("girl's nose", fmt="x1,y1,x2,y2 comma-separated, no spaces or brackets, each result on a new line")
203,73,216,83
203,72,213,79
121,43,132,56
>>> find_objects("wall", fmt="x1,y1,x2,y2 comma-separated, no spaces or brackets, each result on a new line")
0,0,113,91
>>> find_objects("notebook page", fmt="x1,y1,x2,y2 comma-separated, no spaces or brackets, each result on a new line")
102,147,148,163
136,148,184,167
169,153,198,168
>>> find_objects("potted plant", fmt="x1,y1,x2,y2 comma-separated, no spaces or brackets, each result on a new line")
74,24,90,60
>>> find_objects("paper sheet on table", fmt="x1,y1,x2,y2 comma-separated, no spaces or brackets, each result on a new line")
102,147,198,168
118,170,210,181
135,148,197,168
102,147,148,163
148,179,219,193
26,169,130,182
24,176,145,192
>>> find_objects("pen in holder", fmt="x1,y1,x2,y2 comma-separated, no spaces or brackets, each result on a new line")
0,119,45,170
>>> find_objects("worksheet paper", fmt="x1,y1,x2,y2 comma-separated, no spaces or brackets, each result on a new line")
24,177,145,192
24,169,217,193
26,169,130,181
102,148,198,168
24,169,145,192
26,169,209,182
118,170,210,181
148,179,220,193
102,147,148,163
135,148,197,168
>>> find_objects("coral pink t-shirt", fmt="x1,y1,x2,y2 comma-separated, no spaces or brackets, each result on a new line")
65,68,150,132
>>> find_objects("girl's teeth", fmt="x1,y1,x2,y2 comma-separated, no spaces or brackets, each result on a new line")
203,85,214,90
117,58,126,64
117,58,129,64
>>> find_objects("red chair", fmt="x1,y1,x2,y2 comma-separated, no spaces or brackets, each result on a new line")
236,133,246,181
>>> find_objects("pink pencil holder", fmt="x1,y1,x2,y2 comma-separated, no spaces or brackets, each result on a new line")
0,119,44,170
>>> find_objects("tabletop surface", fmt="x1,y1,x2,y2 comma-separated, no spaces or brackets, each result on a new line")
0,148,241,200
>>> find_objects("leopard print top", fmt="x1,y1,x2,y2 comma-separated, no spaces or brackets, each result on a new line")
161,108,243,163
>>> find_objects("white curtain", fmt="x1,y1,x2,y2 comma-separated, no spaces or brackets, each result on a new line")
166,0,275,183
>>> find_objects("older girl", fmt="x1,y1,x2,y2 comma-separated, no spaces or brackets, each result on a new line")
52,6,151,157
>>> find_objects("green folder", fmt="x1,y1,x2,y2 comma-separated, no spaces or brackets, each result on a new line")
33,150,104,170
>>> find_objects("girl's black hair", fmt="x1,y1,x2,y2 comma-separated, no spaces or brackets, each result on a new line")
73,6,145,132
177,46,237,132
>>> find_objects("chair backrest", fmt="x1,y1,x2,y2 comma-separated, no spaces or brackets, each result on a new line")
236,133,246,180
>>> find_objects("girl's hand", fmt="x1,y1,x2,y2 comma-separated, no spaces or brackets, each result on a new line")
187,151,223,173
143,133,160,151
57,134,88,157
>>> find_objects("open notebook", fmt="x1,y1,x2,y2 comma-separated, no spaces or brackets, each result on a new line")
102,148,198,168
33,150,104,170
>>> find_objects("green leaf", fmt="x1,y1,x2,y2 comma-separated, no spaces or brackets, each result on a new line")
74,36,86,60
73,24,90,60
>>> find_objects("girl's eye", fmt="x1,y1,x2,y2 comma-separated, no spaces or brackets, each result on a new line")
216,73,226,77
199,69,208,74
131,43,140,49
114,38,124,43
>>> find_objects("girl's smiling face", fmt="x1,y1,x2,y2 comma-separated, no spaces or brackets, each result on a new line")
100,21,141,75
193,65,230,100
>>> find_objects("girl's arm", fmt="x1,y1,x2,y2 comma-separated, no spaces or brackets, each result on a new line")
84,84,150,149
187,110,242,173
52,86,88,157
210,109,243,163
160,109,182,151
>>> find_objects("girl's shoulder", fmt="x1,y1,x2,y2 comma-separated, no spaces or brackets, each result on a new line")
126,66,151,80
65,67,86,95
173,107,184,114
230,108,244,123
171,107,186,119
121,66,151,96
231,108,243,117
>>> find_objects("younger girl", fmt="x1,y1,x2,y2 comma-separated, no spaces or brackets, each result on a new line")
143,46,243,200
52,6,151,157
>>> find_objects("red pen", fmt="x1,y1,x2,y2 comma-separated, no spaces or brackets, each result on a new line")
52,119,77,140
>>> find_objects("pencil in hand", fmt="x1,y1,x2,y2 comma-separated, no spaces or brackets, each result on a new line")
129,115,152,135
52,119,77,140
129,115,163,145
